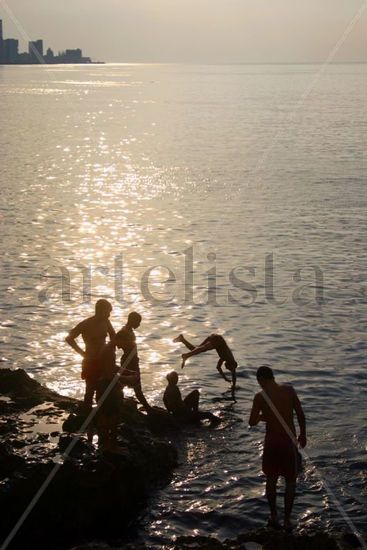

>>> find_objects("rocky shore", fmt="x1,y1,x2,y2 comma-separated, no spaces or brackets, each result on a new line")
0,369,363,550
0,368,177,549
69,528,362,550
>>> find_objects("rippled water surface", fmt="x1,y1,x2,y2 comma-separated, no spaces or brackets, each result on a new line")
0,63,366,544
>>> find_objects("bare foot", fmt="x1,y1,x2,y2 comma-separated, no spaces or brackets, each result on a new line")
173,334,184,343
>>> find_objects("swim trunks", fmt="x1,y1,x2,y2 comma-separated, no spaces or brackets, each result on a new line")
262,433,300,480
81,358,101,381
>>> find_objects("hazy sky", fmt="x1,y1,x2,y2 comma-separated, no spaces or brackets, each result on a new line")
1,0,367,63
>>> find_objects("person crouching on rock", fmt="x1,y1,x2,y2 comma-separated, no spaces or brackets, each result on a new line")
163,371,219,425
65,299,115,412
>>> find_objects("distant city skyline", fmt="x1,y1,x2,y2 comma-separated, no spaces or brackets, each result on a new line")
0,0,367,64
0,19,97,64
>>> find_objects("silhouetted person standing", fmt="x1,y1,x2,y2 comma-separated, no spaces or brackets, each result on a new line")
249,366,306,531
174,333,237,397
115,312,151,413
65,299,115,411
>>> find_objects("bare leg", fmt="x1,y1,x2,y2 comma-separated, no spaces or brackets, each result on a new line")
107,416,120,452
197,411,220,423
266,476,279,523
134,384,152,412
84,378,96,410
183,341,215,359
183,390,200,413
284,480,296,530
97,415,109,451
87,428,94,443
180,338,215,369
173,334,196,350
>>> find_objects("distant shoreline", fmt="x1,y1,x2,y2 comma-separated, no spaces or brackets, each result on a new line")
1,61,367,67
0,61,105,66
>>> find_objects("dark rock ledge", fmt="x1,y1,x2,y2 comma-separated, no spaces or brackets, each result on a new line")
0,369,363,550
69,530,364,550
0,368,177,550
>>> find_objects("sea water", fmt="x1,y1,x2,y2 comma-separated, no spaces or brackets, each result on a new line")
0,63,366,544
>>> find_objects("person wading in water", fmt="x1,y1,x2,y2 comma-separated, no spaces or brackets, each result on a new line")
249,365,307,532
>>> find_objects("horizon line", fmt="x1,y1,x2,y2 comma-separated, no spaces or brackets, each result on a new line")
2,60,367,67
103,60,367,65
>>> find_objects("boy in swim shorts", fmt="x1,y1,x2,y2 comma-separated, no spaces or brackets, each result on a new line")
249,366,306,531
65,299,115,411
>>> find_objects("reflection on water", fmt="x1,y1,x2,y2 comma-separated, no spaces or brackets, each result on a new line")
0,63,366,543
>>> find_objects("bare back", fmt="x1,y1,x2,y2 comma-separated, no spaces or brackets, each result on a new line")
210,334,237,367
116,326,139,371
258,384,296,438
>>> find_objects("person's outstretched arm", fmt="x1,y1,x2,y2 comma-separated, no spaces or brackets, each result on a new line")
216,359,230,382
293,388,307,448
231,369,237,398
65,324,86,358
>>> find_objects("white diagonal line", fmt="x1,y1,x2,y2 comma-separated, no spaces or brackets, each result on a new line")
0,0,97,115
1,0,47,65
0,5,138,548
257,389,367,548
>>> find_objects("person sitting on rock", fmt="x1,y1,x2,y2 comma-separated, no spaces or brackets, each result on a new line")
163,371,219,424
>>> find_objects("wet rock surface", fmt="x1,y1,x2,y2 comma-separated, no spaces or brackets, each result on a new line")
68,529,363,549
0,369,363,550
0,368,177,549
67,529,362,549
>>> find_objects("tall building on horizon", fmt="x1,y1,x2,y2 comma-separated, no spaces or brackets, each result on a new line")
0,19,4,63
0,19,98,65
3,38,19,63
29,39,43,63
